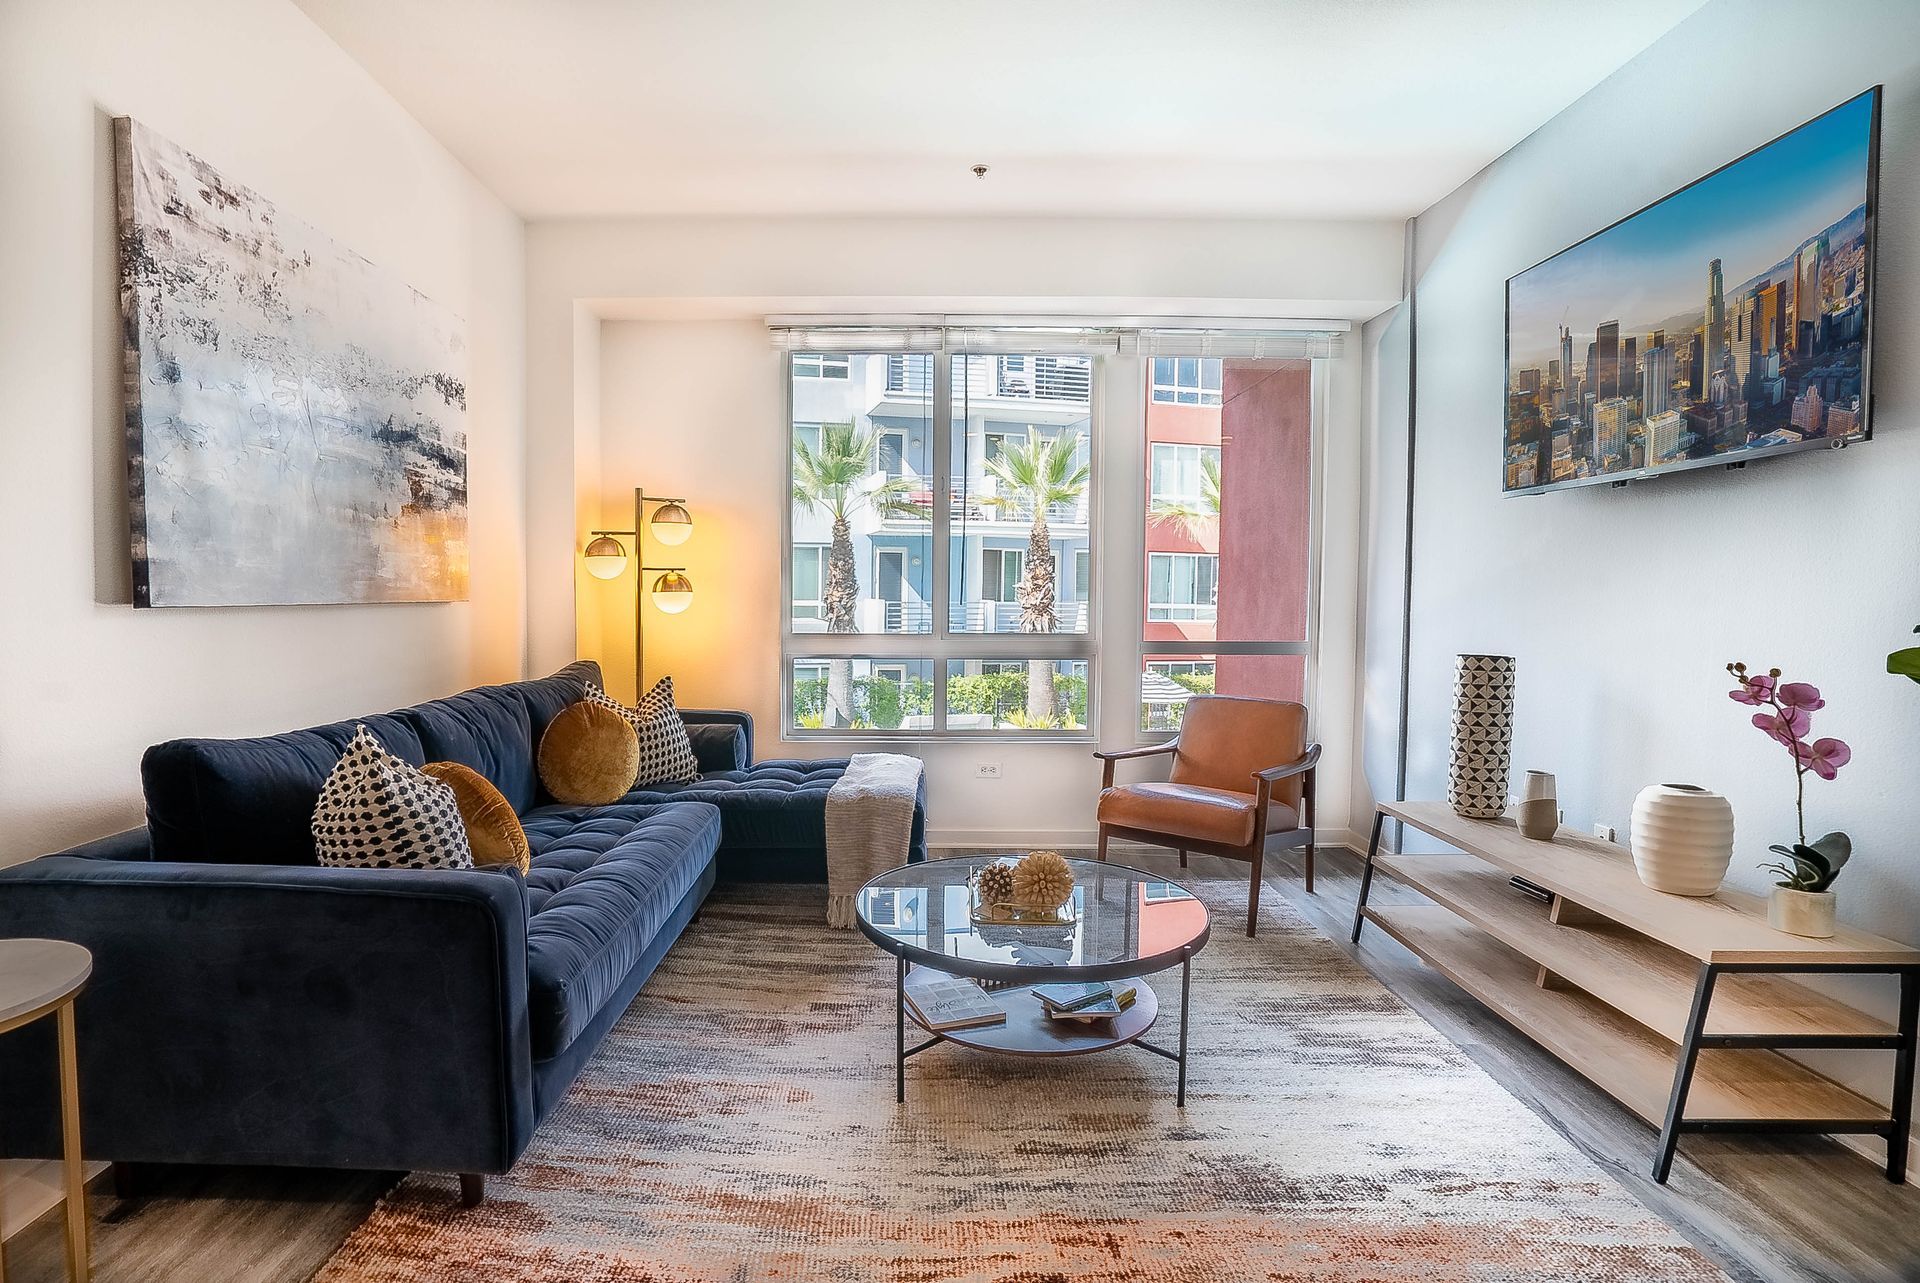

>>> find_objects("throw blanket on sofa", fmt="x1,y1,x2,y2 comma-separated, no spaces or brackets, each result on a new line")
825,753,924,929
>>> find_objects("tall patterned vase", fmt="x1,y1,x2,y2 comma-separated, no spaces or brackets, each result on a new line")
1448,654,1516,820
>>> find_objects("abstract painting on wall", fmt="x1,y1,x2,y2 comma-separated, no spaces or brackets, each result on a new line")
115,117,469,607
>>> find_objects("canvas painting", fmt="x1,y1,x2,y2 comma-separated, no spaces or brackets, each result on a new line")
116,117,469,607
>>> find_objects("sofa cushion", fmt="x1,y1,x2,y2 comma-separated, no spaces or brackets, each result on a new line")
141,662,602,866
144,712,426,865
685,720,747,774
538,701,640,806
423,761,530,873
517,800,721,1060
313,726,474,870
402,687,537,814
613,759,847,856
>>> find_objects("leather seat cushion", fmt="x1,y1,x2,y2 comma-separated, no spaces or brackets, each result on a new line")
1098,782,1299,847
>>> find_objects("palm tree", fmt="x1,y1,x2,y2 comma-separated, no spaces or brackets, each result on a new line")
982,428,1089,722
1148,451,1221,539
792,422,922,726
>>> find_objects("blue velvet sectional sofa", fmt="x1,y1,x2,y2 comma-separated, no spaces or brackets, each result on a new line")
0,661,925,1201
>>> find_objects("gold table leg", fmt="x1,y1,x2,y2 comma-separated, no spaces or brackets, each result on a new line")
57,1004,89,1283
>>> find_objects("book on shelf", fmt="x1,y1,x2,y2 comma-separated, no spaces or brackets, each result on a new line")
903,972,1006,1032
1034,981,1138,1023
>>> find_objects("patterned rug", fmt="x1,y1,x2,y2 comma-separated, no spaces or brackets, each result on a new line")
316,877,1726,1282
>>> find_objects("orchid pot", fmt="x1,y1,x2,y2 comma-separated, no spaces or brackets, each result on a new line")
1767,886,1837,939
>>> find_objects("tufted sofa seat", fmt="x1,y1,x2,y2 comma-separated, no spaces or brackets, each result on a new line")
519,800,720,1067
613,758,927,881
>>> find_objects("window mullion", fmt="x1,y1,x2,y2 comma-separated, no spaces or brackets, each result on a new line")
930,348,953,733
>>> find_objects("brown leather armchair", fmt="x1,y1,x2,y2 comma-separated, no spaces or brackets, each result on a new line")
1094,695,1320,937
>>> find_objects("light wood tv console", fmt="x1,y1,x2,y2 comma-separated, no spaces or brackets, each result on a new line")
1353,801,1919,1183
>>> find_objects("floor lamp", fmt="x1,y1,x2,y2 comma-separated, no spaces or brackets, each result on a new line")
582,487,694,697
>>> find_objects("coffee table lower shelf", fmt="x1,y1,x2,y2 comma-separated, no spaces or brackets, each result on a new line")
905,979,1159,1057
1364,904,1892,1143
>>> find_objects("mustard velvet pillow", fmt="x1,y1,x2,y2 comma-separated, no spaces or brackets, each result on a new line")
421,762,531,874
538,700,640,806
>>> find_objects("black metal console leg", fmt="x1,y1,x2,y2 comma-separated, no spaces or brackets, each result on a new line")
1654,963,1719,1184
895,953,906,1104
1350,809,1386,943
1176,949,1192,1107
1888,968,1918,1182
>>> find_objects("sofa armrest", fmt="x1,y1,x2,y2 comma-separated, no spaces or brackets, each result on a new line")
681,709,753,770
0,857,534,1176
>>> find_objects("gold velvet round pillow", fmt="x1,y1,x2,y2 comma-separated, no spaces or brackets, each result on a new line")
538,701,640,806
421,762,530,874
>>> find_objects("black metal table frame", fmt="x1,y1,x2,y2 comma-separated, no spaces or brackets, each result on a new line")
1349,809,1920,1186
892,945,1198,1106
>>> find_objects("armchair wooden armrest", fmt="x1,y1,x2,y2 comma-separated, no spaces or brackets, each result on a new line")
1094,741,1177,788
1252,742,1322,788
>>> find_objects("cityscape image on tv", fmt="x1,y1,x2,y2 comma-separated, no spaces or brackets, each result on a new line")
1504,89,1876,493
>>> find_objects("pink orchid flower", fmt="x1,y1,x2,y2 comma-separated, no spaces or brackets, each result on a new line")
1777,682,1826,711
1728,673,1777,705
1796,737,1852,780
1751,708,1810,745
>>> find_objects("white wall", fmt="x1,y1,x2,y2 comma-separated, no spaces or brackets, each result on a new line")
1396,0,1920,1110
528,215,1404,847
0,0,527,863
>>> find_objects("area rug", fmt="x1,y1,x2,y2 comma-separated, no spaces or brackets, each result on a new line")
316,876,1726,1283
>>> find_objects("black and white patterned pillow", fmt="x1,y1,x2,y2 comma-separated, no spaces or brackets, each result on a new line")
311,725,474,870
584,679,700,787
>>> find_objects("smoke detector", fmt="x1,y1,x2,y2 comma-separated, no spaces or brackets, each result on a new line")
971,164,990,180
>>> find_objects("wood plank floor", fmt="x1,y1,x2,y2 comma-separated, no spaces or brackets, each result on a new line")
4,844,1915,1282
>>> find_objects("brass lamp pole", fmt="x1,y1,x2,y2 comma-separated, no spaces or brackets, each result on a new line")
581,487,694,697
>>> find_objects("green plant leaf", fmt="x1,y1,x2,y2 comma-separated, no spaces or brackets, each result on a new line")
1890,646,1920,684
1803,831,1851,890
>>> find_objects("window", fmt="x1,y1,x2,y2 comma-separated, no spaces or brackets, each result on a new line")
982,548,1023,603
793,353,850,379
1148,553,1217,621
1150,443,1220,505
785,348,1095,735
791,545,827,624
1139,356,1313,731
1151,357,1223,406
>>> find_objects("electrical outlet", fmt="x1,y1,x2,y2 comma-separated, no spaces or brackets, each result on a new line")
1592,822,1616,843
975,762,1002,780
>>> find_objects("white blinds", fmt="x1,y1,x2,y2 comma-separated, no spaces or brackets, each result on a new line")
1117,328,1344,359
767,318,1346,358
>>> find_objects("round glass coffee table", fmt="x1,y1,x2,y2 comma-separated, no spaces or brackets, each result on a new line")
855,856,1210,1105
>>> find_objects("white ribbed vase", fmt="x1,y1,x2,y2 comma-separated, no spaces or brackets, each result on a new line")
1630,783,1734,896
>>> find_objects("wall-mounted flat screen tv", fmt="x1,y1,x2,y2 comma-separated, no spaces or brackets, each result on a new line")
1504,86,1879,495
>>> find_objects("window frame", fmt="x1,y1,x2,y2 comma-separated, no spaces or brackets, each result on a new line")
782,348,1100,741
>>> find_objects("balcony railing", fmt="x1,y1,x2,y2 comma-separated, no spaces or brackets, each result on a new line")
884,354,1092,405
881,600,1089,633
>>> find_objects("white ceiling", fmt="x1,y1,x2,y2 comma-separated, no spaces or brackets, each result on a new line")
296,0,1709,222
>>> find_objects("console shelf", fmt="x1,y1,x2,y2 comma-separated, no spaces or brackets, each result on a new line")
1355,802,1919,1184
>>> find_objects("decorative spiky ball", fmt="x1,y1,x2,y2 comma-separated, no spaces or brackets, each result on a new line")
1013,850,1075,909
974,861,1016,904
